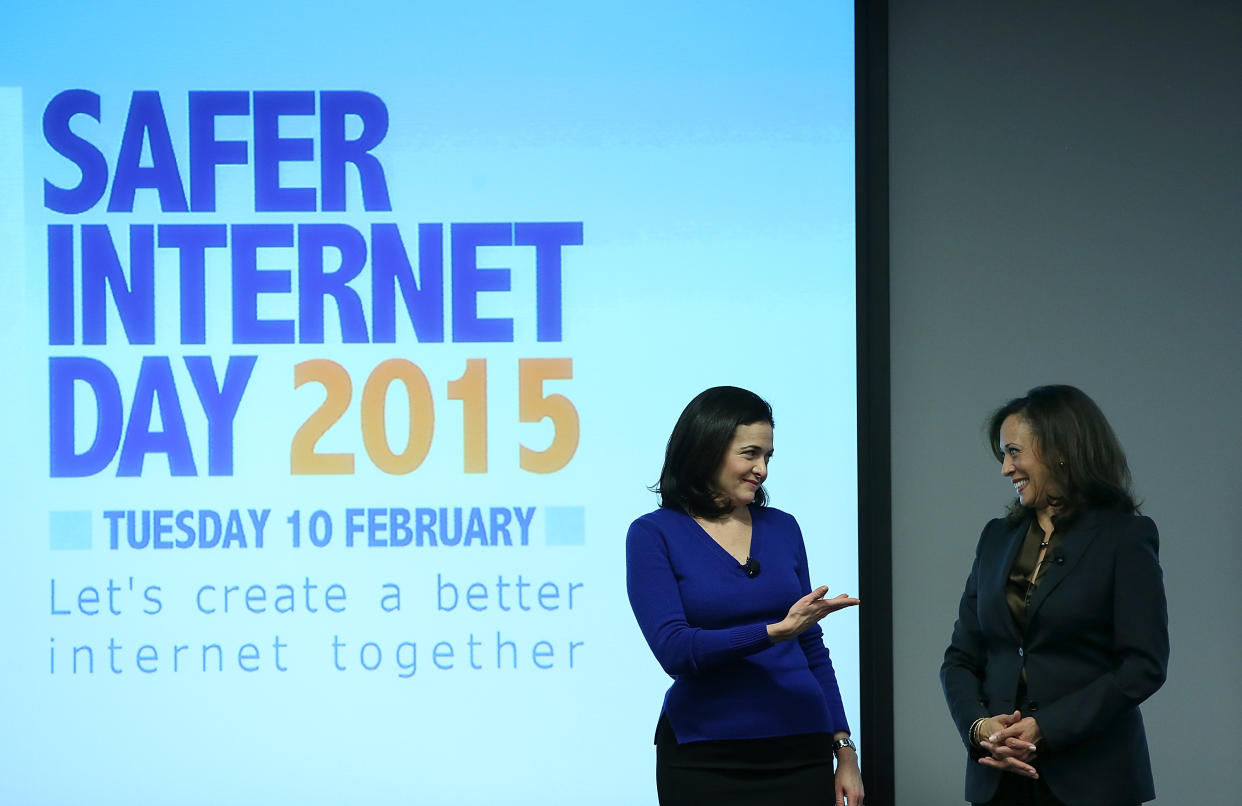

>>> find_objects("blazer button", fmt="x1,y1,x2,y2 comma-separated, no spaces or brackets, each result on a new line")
1027,701,1039,712
1018,647,1024,657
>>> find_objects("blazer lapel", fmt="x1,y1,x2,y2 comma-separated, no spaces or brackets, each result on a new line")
1025,510,1102,622
992,519,1029,642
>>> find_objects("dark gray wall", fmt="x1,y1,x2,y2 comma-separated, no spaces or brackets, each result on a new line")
887,2,1241,803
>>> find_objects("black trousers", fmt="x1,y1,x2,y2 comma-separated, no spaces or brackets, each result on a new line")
977,773,1139,806
977,774,1067,806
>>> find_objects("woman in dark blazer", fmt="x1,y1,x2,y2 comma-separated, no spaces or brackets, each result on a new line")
941,385,1169,806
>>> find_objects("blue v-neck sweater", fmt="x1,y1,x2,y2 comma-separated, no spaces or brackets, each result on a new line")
626,505,850,743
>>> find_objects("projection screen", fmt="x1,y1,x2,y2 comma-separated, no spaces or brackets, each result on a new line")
0,3,857,803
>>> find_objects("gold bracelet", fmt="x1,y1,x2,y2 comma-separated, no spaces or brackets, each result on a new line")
969,717,987,747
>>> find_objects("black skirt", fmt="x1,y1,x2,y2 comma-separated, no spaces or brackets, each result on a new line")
654,714,836,806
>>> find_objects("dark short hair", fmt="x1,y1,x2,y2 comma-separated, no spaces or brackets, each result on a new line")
987,384,1138,521
655,386,774,517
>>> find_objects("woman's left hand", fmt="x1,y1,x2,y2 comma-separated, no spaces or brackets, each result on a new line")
834,746,864,805
978,715,1041,777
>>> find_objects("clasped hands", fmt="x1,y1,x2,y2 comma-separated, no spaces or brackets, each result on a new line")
976,711,1042,779
767,586,860,642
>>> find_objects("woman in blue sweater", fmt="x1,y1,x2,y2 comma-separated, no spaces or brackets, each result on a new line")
627,386,863,805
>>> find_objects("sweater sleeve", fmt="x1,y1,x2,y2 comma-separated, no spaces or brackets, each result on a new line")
626,515,772,676
791,520,851,734
798,627,850,734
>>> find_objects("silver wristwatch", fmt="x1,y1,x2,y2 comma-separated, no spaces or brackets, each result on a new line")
832,737,857,755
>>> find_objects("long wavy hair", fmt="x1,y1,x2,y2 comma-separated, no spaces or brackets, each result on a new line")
655,386,773,518
987,384,1138,523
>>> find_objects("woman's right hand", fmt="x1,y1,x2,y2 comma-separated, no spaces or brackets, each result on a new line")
767,586,860,642
975,711,1039,779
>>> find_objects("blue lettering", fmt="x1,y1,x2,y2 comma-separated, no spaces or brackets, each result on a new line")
514,507,535,546
50,579,71,615
176,510,196,548
248,509,269,549
515,222,582,342
231,224,294,343
117,356,196,476
152,509,174,549
440,507,462,546
81,224,155,345
221,510,247,548
452,223,512,342
367,508,387,547
103,511,125,549
371,222,444,343
345,508,364,547
158,225,228,344
463,507,487,546
320,91,391,212
48,225,75,344
390,508,412,547
437,574,457,610
489,507,513,546
416,508,437,546
199,510,222,548
108,91,188,213
188,91,249,212
129,511,151,549
49,357,123,477
43,89,107,214
254,91,316,212
184,355,255,475
298,224,368,343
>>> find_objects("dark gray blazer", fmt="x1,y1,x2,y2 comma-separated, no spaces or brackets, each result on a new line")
941,509,1169,806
